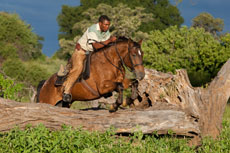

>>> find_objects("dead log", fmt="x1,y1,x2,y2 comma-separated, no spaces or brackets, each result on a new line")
0,98,199,137
1,59,230,146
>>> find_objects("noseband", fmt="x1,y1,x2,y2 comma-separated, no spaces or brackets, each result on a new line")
115,42,143,73
126,45,143,70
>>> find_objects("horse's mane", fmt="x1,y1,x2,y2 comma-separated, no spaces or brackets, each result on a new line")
93,36,130,52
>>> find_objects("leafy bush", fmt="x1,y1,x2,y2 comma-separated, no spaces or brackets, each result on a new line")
0,12,43,61
142,26,230,86
0,42,18,59
0,73,23,101
2,59,50,87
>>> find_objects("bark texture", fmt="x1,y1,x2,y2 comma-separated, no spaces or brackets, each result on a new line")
1,59,230,146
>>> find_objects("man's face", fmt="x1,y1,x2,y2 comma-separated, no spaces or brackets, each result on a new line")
99,20,110,32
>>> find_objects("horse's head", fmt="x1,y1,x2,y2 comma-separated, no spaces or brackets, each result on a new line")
124,38,145,80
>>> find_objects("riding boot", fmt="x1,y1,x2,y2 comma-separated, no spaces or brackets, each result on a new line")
62,93,72,103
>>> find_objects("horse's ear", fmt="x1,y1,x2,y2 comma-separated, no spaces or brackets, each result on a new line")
138,40,143,46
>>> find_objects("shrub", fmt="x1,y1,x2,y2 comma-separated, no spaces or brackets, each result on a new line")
0,73,23,101
142,26,230,86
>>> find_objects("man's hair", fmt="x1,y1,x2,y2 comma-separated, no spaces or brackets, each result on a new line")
98,15,110,23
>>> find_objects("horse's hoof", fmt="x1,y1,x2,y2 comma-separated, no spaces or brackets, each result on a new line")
109,104,118,113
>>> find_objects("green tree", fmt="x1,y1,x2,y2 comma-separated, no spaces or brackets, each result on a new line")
73,3,152,39
55,3,152,60
57,0,184,40
0,12,43,62
57,5,84,40
192,12,224,36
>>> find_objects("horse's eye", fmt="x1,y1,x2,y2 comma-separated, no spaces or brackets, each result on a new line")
132,54,136,57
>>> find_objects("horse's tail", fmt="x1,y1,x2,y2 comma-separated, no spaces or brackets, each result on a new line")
36,80,46,103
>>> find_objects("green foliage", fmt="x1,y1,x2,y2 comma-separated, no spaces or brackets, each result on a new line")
0,124,190,152
57,0,184,40
1,105,230,152
2,59,50,87
142,26,230,86
53,38,75,60
1,57,66,101
0,73,23,101
0,42,18,59
192,12,224,36
74,3,152,39
0,12,43,61
56,3,152,59
57,5,84,40
138,0,184,32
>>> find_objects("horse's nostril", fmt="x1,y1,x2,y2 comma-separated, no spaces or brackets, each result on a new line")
136,72,145,80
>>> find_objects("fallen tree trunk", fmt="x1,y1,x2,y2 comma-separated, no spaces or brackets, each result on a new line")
0,98,199,137
1,59,230,146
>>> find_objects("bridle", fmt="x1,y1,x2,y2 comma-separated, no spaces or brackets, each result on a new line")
88,39,143,75
125,43,143,71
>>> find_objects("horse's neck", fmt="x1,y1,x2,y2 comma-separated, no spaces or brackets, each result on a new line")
91,42,128,65
110,42,128,59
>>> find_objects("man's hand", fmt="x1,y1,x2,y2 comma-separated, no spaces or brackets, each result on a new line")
92,36,117,50
109,36,117,43
75,43,81,50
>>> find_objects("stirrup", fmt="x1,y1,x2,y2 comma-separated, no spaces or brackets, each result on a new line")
62,93,72,103
55,76,66,86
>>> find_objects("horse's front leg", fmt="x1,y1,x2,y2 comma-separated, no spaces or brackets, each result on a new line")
121,78,139,105
109,83,124,112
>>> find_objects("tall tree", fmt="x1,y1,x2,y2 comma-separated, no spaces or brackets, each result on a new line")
192,12,224,36
72,3,153,40
57,0,184,40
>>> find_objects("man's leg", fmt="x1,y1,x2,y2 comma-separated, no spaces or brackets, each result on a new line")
55,64,69,86
62,49,86,102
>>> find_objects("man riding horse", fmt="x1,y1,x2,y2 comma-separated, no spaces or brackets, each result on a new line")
56,15,117,103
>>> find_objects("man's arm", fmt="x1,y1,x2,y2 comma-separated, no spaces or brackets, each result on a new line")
92,36,117,50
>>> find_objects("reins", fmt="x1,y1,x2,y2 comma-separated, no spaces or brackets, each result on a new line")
87,38,143,75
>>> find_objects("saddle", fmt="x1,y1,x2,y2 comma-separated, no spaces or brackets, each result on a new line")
55,51,92,86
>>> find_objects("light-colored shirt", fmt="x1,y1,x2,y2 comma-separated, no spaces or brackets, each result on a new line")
78,23,111,51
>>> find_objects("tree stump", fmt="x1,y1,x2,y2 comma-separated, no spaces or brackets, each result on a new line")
1,59,230,146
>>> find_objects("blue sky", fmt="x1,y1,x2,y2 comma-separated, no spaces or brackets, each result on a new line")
0,0,230,57
174,0,230,33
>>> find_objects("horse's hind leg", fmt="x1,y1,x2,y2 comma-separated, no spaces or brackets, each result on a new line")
109,83,124,112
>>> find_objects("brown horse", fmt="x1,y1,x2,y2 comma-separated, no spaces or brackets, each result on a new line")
37,37,145,112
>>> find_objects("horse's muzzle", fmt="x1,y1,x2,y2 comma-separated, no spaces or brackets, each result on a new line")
135,71,145,80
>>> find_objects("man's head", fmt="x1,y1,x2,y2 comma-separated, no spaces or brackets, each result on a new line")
98,15,111,32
